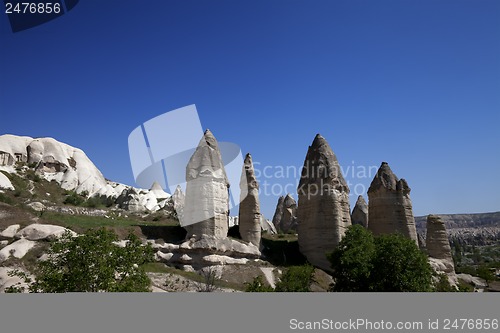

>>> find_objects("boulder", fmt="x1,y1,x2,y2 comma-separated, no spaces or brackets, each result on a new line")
297,134,351,272
15,223,77,241
0,172,14,190
0,224,20,240
27,201,46,212
238,154,261,247
0,267,31,293
183,130,230,238
0,238,36,262
457,273,488,289
351,195,368,228
426,215,454,273
367,162,418,244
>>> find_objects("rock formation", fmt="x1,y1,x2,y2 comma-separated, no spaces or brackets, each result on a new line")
271,196,284,230
183,130,230,239
426,215,455,273
0,134,107,195
0,134,172,213
14,223,77,241
154,234,260,271
172,185,186,225
297,134,351,272
272,194,298,233
260,215,277,234
351,195,368,228
417,232,426,250
281,194,298,232
367,162,418,244
238,154,261,247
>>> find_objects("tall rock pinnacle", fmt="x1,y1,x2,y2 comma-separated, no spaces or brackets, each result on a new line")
351,195,368,228
367,162,418,244
238,153,262,247
297,134,351,272
426,215,455,273
183,129,230,239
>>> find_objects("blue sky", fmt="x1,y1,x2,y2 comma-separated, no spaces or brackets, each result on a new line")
1,0,499,218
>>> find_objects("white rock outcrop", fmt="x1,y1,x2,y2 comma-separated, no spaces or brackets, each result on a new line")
0,224,20,240
0,267,31,293
15,224,76,241
0,172,14,190
0,134,107,195
0,238,37,262
0,134,172,213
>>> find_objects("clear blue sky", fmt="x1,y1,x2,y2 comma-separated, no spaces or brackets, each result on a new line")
1,0,499,218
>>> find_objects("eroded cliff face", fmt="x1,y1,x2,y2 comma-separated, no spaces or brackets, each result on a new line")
367,162,418,244
184,130,229,239
238,153,261,247
297,134,351,272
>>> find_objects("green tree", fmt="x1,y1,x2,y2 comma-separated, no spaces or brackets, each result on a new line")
327,225,375,291
8,229,154,292
328,226,433,292
371,234,432,292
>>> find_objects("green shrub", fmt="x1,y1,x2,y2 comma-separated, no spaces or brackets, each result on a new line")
63,191,85,206
245,276,274,292
275,265,315,292
7,229,154,293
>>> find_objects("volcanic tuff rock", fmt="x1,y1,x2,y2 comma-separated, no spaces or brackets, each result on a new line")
271,196,284,230
154,234,260,269
172,185,186,225
15,223,77,241
351,195,368,228
0,134,107,195
0,134,171,213
0,238,36,263
281,195,298,232
238,154,261,247
367,162,418,244
297,134,351,272
183,130,230,238
272,194,298,233
0,172,14,190
426,215,454,273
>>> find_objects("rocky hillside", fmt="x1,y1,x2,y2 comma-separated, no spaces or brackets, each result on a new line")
0,134,172,213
